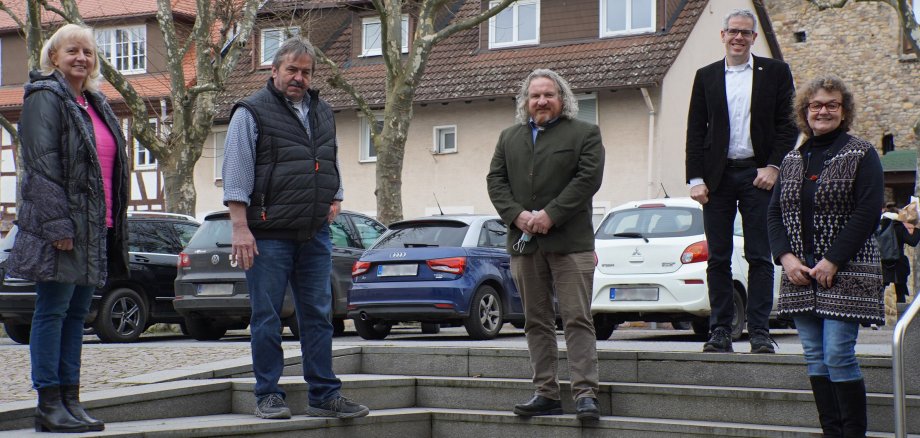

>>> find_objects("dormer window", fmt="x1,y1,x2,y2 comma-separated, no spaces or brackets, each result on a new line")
261,27,300,66
489,0,540,49
600,0,655,37
95,26,147,74
362,15,409,57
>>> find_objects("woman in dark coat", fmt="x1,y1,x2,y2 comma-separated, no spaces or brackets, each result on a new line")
879,204,919,303
7,24,129,433
767,75,883,438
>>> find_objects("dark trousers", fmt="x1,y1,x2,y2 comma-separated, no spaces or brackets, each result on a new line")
702,166,775,331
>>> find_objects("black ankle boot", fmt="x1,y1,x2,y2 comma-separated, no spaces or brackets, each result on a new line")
61,385,105,431
809,376,843,437
35,386,89,433
834,379,867,438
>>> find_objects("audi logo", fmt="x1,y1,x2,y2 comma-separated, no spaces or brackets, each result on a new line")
391,252,407,258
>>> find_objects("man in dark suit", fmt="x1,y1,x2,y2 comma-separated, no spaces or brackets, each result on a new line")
685,8,797,354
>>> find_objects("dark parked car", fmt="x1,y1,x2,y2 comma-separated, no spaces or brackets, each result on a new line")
348,215,524,340
173,210,386,341
0,213,200,343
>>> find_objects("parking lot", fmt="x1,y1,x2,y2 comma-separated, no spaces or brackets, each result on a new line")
0,322,897,405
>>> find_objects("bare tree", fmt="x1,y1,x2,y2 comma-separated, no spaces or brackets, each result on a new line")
310,0,516,224
33,0,261,215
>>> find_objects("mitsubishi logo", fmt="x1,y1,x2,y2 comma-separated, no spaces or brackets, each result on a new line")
391,252,407,258
632,248,642,257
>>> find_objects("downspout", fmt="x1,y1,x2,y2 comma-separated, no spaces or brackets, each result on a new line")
640,88,656,199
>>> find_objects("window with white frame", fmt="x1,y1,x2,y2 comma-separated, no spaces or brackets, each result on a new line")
359,114,384,162
433,125,457,154
576,94,598,124
260,27,300,66
133,118,158,170
95,26,146,74
600,0,655,37
489,0,539,49
361,15,409,57
213,130,227,181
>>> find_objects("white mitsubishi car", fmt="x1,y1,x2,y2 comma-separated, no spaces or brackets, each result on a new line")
591,197,782,340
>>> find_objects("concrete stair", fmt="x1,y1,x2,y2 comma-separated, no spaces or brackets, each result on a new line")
0,346,917,437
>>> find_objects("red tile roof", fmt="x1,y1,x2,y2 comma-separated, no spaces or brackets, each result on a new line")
215,0,706,119
0,0,196,32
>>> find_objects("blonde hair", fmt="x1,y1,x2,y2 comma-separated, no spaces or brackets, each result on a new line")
39,24,102,92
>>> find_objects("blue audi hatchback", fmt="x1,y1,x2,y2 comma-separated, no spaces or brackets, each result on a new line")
348,215,524,340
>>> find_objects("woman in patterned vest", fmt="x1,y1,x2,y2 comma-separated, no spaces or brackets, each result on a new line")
767,75,883,438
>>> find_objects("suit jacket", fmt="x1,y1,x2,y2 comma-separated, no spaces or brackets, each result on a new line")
685,55,798,193
486,118,604,255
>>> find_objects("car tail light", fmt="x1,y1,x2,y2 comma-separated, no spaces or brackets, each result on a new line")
427,257,466,275
178,252,190,268
593,251,598,267
352,261,371,277
680,241,708,264
638,203,666,208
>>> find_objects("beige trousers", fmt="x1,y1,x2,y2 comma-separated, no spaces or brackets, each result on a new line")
511,249,599,401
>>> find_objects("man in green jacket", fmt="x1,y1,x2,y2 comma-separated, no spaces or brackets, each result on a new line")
487,68,605,421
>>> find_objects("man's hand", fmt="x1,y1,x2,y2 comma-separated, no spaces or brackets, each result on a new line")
52,238,74,251
690,184,709,205
527,210,555,234
779,253,811,286
810,259,839,289
906,222,915,235
328,200,341,223
514,210,536,235
754,166,779,191
231,223,258,271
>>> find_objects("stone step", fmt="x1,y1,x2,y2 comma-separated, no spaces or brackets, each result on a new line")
3,374,918,434
0,407,904,438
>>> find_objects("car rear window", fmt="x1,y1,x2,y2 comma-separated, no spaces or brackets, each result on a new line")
595,207,703,239
372,221,469,249
186,216,232,249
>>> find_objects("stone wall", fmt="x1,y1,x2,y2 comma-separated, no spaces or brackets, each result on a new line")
765,0,920,149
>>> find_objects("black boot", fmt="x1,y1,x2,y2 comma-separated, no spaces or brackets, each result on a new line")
809,376,843,437
61,385,105,431
34,386,88,433
834,379,867,438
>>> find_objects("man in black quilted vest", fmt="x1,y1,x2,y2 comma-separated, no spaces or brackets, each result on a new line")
222,37,368,420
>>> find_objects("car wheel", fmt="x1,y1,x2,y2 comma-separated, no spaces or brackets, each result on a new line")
421,322,441,334
354,318,392,340
184,317,227,341
691,319,709,336
730,287,746,341
179,322,190,336
593,315,617,340
464,285,503,340
4,322,30,344
94,288,147,343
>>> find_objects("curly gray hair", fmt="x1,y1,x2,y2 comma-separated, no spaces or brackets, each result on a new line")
515,69,579,125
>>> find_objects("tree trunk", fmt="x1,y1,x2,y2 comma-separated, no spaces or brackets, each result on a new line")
374,82,414,225
160,143,199,216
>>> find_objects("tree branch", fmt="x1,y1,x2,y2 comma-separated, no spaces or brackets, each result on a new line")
0,2,25,29
313,46,377,126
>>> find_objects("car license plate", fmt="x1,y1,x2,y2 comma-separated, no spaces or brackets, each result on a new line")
378,264,418,277
610,287,659,301
197,283,234,296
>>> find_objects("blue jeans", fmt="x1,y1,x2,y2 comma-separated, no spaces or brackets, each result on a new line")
30,281,95,389
245,225,341,405
794,313,862,382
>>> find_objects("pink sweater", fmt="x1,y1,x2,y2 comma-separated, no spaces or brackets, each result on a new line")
80,95,117,228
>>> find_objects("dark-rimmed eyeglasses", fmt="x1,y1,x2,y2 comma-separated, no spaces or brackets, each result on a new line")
724,28,755,37
807,101,842,112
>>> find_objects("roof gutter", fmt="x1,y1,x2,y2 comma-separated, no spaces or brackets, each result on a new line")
640,87,656,199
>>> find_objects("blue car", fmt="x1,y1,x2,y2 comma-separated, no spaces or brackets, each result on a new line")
348,215,524,340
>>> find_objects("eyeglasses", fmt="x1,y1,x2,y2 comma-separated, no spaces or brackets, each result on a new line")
807,101,842,112
724,28,755,37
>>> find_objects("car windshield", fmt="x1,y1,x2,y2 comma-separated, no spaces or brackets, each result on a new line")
595,207,703,239
372,221,469,249
186,216,232,249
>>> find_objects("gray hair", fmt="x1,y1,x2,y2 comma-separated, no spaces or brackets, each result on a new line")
723,8,757,31
40,23,102,92
515,69,578,125
272,35,316,70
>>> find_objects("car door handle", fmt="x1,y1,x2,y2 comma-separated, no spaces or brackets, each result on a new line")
133,255,149,263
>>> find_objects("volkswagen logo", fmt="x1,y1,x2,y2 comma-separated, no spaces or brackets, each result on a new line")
391,251,407,258
211,255,220,265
